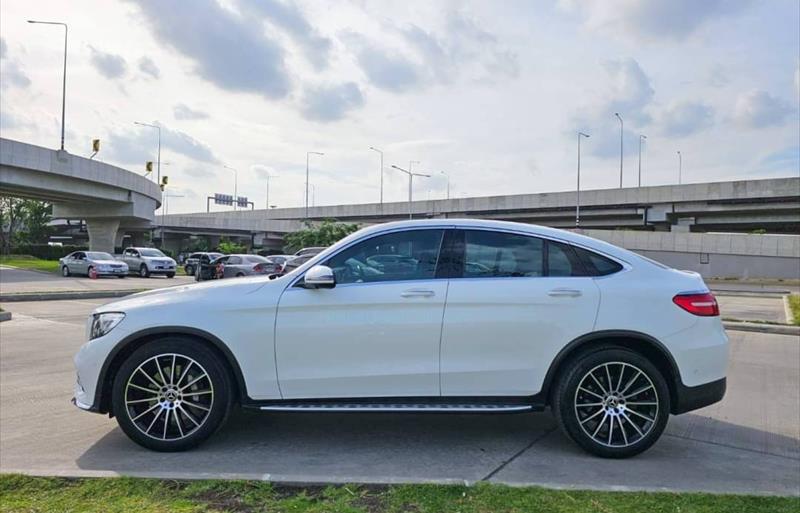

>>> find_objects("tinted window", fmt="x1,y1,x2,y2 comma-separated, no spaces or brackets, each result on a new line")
324,229,444,284
573,246,623,276
461,230,544,278
547,241,587,277
227,256,242,265
245,255,268,263
139,249,165,257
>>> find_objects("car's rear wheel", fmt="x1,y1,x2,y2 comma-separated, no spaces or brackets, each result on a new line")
166,272,175,278
139,264,150,278
235,272,245,277
62,265,70,277
111,338,233,451
553,347,670,458
185,265,194,276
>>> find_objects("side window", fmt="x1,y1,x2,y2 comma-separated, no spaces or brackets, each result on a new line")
572,246,624,276
324,229,444,285
75,252,85,260
227,256,242,265
461,230,544,278
547,241,588,277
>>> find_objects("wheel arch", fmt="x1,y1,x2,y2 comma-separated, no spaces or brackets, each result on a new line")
95,327,248,415
539,330,681,413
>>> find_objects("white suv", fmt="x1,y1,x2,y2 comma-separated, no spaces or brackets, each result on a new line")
73,220,728,458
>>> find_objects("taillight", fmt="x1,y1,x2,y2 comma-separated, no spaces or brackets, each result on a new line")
672,292,719,316
254,264,265,272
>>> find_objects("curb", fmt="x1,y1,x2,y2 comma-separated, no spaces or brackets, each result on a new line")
0,290,142,303
723,321,800,336
712,291,787,299
0,311,11,322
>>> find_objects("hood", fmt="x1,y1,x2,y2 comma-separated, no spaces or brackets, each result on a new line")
94,275,278,314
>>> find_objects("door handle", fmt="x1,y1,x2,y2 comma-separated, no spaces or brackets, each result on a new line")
547,288,582,297
401,289,435,298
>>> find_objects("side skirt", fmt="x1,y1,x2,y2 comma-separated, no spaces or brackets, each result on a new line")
242,397,546,414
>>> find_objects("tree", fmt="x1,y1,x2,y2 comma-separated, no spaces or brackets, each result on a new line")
19,200,52,244
283,219,360,253
0,196,25,254
217,238,247,254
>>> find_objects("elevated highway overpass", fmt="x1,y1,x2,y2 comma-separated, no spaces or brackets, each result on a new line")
0,138,161,252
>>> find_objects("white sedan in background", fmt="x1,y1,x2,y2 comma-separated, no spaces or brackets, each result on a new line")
73,219,728,458
59,251,129,278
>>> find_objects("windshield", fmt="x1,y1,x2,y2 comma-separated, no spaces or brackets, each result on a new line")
86,252,114,260
139,249,166,257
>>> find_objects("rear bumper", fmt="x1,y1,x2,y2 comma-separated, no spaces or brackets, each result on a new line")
672,377,726,414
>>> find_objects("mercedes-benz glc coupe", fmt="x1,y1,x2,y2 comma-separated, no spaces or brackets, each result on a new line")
73,220,728,458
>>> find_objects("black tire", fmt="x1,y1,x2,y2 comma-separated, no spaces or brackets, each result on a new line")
117,275,126,279
111,337,233,452
166,272,175,278
552,346,670,458
87,266,94,278
235,272,245,278
139,264,150,278
62,265,71,277
185,265,194,276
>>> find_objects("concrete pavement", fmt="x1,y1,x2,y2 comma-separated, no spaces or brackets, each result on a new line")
0,298,798,494
716,294,790,324
0,266,193,295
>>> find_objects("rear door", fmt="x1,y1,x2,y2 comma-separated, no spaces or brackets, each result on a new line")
439,229,600,397
72,252,88,274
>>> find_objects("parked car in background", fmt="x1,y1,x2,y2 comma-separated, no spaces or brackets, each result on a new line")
75,219,728,456
265,254,293,274
59,251,129,278
294,246,326,257
184,252,223,276
119,247,177,278
194,254,225,281
280,253,315,275
221,254,280,278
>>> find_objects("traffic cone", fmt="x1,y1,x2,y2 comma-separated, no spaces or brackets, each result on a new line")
89,267,98,279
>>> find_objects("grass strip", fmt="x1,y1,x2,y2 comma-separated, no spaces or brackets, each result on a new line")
0,475,797,513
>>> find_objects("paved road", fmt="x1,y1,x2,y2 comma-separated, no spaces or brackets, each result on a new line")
1,299,798,495
0,266,193,294
716,294,789,324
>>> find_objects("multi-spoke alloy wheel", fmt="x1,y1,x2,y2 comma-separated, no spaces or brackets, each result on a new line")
554,347,670,458
574,362,658,448
124,353,214,441
112,338,232,451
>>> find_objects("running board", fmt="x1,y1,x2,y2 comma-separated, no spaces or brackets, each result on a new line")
256,403,535,413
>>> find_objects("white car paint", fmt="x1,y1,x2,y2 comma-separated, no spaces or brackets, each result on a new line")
74,219,728,412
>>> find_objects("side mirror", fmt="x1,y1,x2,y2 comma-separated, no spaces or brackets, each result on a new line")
303,265,335,289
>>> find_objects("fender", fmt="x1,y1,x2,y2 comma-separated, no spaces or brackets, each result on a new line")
93,326,250,413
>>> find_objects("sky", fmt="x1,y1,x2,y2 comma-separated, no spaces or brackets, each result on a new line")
1,0,798,215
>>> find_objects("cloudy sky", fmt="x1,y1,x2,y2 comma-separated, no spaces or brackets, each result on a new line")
1,0,798,214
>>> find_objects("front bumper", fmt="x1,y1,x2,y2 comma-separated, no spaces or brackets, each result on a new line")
672,377,726,414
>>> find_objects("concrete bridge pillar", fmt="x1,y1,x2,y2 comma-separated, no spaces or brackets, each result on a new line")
85,219,121,253
114,229,126,250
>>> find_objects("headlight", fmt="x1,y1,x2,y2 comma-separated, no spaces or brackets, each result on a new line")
90,312,125,340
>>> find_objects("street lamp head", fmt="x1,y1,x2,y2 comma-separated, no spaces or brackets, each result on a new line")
641,134,647,140
579,132,590,138
614,112,621,118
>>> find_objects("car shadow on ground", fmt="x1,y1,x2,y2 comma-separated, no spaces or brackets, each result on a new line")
74,409,799,493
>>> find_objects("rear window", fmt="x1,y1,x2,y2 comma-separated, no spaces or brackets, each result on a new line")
547,241,588,277
572,246,623,276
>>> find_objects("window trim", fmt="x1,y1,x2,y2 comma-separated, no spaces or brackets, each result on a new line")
290,226,451,288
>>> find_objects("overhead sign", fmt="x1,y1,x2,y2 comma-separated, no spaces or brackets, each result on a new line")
213,193,234,206
236,196,249,207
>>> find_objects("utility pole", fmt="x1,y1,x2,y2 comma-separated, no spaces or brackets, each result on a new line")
305,151,324,220
28,20,68,150
391,165,430,219
615,112,623,188
638,135,647,187
369,146,384,208
576,132,590,228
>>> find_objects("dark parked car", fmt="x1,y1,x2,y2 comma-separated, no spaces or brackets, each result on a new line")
184,252,223,276
280,253,316,275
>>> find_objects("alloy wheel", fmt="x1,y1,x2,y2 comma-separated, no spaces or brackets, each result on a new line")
574,361,658,448
124,353,214,441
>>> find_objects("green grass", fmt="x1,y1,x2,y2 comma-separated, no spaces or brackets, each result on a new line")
0,255,60,273
788,294,800,326
0,475,796,513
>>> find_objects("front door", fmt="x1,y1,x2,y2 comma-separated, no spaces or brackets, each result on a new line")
440,229,601,396
275,228,448,399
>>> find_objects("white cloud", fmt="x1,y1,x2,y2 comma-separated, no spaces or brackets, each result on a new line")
658,101,715,137
299,82,365,122
0,38,31,90
89,46,127,79
173,103,209,121
138,56,160,79
734,90,794,128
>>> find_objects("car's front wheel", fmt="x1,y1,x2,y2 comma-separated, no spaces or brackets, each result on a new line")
139,264,150,278
553,347,670,458
111,338,233,451
185,265,194,276
61,265,70,277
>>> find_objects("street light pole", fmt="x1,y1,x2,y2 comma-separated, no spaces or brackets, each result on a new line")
677,151,682,185
615,112,623,188
305,151,324,220
440,171,450,200
223,165,238,211
576,132,590,228
391,165,430,219
638,135,647,187
264,173,278,210
28,20,68,150
134,121,161,184
369,146,384,208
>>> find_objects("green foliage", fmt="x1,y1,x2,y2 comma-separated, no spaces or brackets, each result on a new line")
0,197,53,252
185,238,210,253
283,219,360,254
788,294,800,326
0,255,62,273
0,475,796,513
217,238,247,254
749,228,768,234
7,244,88,260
